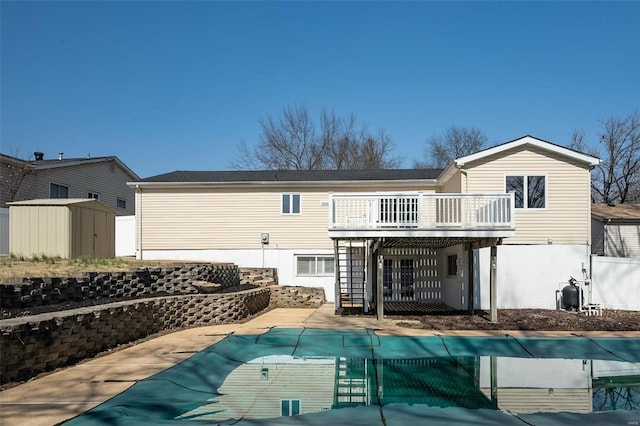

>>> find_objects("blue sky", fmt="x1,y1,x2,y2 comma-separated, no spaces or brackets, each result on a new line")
1,1,639,178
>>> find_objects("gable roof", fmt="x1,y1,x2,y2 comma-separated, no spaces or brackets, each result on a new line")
592,203,640,221
136,168,442,184
454,135,601,167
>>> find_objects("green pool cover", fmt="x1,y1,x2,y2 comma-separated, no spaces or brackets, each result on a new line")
60,328,640,425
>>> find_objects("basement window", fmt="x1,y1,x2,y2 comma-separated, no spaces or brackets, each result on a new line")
296,255,334,276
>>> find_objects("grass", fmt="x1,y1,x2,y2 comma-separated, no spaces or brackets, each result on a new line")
0,255,167,283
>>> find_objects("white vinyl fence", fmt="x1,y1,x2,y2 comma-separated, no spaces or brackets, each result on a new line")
591,255,640,310
115,215,136,257
0,208,8,256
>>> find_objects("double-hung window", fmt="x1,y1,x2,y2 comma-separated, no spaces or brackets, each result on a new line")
296,255,335,276
506,175,546,209
50,183,69,198
282,193,301,214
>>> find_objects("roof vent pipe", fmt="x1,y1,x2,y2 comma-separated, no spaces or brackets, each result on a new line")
34,152,44,161
58,152,64,160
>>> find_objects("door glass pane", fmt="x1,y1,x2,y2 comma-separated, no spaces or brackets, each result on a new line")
400,259,414,298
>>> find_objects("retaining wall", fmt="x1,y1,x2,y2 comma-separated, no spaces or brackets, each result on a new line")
0,288,270,385
0,263,241,310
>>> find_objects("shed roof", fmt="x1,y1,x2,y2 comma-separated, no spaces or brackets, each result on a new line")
591,203,640,221
8,198,115,213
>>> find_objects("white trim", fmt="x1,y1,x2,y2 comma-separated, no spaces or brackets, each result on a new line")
455,135,600,167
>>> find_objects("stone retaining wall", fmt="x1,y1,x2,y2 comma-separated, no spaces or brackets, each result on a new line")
0,287,270,385
270,286,325,308
0,263,240,310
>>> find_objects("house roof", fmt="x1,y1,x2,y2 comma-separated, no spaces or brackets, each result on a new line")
33,156,140,180
7,198,115,213
592,203,640,221
1,153,140,180
136,168,443,184
454,135,601,167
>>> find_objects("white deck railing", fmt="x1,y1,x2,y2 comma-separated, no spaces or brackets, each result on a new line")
329,192,515,230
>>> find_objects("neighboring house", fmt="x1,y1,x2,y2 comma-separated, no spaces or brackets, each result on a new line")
591,203,640,257
129,136,600,314
0,152,138,215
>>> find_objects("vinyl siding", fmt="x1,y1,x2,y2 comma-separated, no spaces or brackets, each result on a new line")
604,223,640,257
464,146,592,245
480,388,592,413
31,162,135,215
441,169,462,193
136,184,438,251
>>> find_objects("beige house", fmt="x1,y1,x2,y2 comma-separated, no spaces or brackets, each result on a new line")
129,136,600,315
8,199,115,259
591,203,640,258
1,152,138,215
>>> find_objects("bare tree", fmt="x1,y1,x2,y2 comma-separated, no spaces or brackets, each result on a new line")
232,105,400,170
1,149,36,206
415,125,488,168
571,112,640,204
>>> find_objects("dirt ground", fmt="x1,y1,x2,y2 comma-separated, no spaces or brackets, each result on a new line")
391,308,640,332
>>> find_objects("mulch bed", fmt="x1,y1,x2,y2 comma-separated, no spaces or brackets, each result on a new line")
389,308,640,331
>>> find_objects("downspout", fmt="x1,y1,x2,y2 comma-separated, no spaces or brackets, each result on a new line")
136,184,143,260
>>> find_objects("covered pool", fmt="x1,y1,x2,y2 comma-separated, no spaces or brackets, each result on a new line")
61,328,640,425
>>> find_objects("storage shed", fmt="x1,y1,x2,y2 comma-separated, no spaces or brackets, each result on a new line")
8,199,115,258
591,203,640,258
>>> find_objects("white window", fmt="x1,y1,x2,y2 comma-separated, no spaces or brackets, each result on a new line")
50,183,69,198
88,192,100,200
506,175,546,209
296,255,335,276
117,198,127,209
282,193,301,214
281,399,301,416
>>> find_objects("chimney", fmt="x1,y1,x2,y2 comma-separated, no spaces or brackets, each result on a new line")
34,152,44,161
58,152,64,160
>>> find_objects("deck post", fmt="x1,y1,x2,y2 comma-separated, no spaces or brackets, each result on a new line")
467,243,474,316
376,245,384,320
334,239,340,312
490,245,498,323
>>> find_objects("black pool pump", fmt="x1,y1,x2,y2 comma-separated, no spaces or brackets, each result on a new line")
561,276,583,311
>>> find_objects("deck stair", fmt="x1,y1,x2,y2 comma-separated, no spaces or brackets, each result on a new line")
334,357,370,407
336,241,366,308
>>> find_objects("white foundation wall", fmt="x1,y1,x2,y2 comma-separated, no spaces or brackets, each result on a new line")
475,245,589,309
137,248,335,302
591,256,640,310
